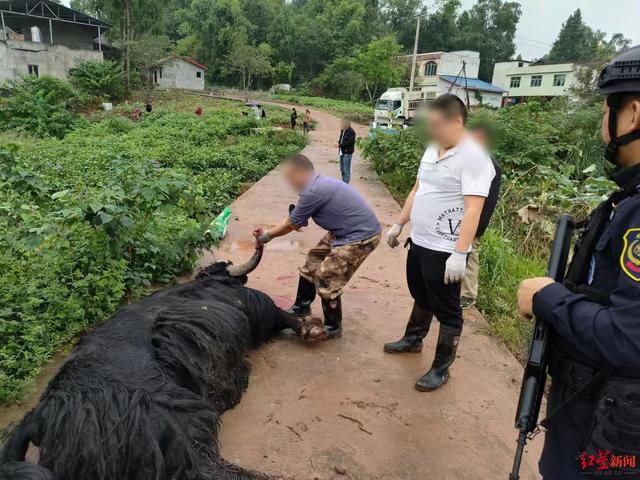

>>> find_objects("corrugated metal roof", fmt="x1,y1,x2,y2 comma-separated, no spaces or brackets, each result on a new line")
440,75,505,93
0,0,111,28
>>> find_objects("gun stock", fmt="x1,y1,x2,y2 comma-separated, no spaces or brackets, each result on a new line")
509,214,574,480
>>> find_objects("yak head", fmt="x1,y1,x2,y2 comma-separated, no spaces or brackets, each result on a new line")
196,244,264,284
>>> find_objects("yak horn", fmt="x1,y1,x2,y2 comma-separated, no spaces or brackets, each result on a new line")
227,244,264,277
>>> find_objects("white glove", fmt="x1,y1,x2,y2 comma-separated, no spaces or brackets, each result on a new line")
444,251,468,284
385,224,403,248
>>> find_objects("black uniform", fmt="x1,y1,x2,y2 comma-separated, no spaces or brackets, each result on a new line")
533,164,640,479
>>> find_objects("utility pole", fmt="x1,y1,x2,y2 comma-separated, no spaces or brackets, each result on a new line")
409,15,420,92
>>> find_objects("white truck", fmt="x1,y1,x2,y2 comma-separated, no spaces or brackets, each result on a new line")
372,87,435,129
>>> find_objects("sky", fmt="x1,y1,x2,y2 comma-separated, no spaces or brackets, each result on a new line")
451,0,639,60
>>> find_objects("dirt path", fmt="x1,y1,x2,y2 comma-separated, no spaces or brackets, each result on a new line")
203,104,543,479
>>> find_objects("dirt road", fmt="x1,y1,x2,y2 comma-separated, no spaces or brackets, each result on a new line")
205,105,543,479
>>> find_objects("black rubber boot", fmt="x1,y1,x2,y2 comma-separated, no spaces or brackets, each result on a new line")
286,276,316,317
383,303,433,353
415,325,461,392
320,297,342,340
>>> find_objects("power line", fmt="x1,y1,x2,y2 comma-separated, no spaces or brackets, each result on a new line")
515,35,553,47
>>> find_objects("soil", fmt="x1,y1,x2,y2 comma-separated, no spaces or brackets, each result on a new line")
0,99,543,479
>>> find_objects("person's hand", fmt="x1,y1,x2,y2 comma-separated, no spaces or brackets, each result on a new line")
444,251,468,284
253,227,272,244
385,224,403,248
517,277,555,319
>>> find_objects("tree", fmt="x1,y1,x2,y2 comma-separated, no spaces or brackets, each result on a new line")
68,59,125,100
379,0,425,50
547,9,600,62
352,36,403,103
419,0,460,53
128,35,174,96
226,38,273,91
455,0,521,81
570,33,632,105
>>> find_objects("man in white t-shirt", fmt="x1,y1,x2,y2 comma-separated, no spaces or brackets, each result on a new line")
383,94,495,392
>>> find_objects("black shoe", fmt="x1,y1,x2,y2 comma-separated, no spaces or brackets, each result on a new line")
415,325,461,392
286,276,316,317
320,297,342,340
384,303,433,353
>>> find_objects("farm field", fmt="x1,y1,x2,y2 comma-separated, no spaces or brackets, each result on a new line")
0,93,306,404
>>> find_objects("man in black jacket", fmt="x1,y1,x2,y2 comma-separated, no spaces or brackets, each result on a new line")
337,118,356,183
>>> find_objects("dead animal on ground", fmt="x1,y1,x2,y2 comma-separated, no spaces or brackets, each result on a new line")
0,245,305,480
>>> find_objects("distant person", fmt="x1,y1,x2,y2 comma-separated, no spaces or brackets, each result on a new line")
290,108,298,130
253,154,381,341
145,103,153,114
132,108,142,122
460,123,502,309
337,119,356,183
195,106,203,116
303,109,312,135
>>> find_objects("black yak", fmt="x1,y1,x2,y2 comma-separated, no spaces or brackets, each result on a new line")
0,246,302,480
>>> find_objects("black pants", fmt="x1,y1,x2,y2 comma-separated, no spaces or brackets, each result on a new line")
406,240,463,330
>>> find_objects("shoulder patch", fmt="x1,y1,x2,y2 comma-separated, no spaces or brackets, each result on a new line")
620,228,640,282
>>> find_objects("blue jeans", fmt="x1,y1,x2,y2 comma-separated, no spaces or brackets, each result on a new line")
339,154,352,183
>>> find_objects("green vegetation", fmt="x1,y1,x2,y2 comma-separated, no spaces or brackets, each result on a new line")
360,99,613,358
0,89,305,403
68,59,125,101
0,76,87,139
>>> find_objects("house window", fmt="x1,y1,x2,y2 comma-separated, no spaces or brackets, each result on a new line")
518,61,524,67
158,67,163,79
424,61,437,76
530,75,542,87
196,71,202,78
553,73,566,87
153,69,158,84
27,64,39,77
510,76,521,88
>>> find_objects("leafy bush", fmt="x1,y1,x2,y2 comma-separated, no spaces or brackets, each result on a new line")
360,100,613,358
0,75,85,138
0,105,306,403
68,59,125,101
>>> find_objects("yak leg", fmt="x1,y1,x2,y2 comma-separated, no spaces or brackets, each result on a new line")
276,310,303,335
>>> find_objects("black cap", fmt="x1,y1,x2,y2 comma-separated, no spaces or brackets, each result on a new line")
598,44,640,95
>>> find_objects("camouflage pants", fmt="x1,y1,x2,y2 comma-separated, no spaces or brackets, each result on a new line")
300,232,381,300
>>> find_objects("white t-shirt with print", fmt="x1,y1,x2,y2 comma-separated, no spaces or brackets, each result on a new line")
410,135,495,253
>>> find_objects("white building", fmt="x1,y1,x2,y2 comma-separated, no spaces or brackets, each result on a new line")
492,60,577,105
0,0,109,83
399,50,505,108
153,56,206,91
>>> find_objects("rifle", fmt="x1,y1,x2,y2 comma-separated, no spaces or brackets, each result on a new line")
509,214,575,480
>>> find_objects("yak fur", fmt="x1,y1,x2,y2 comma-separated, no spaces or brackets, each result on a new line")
0,260,301,480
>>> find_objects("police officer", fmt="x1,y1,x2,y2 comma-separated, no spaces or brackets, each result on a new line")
517,45,640,479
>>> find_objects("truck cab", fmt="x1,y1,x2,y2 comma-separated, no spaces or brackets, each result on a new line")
373,88,406,128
